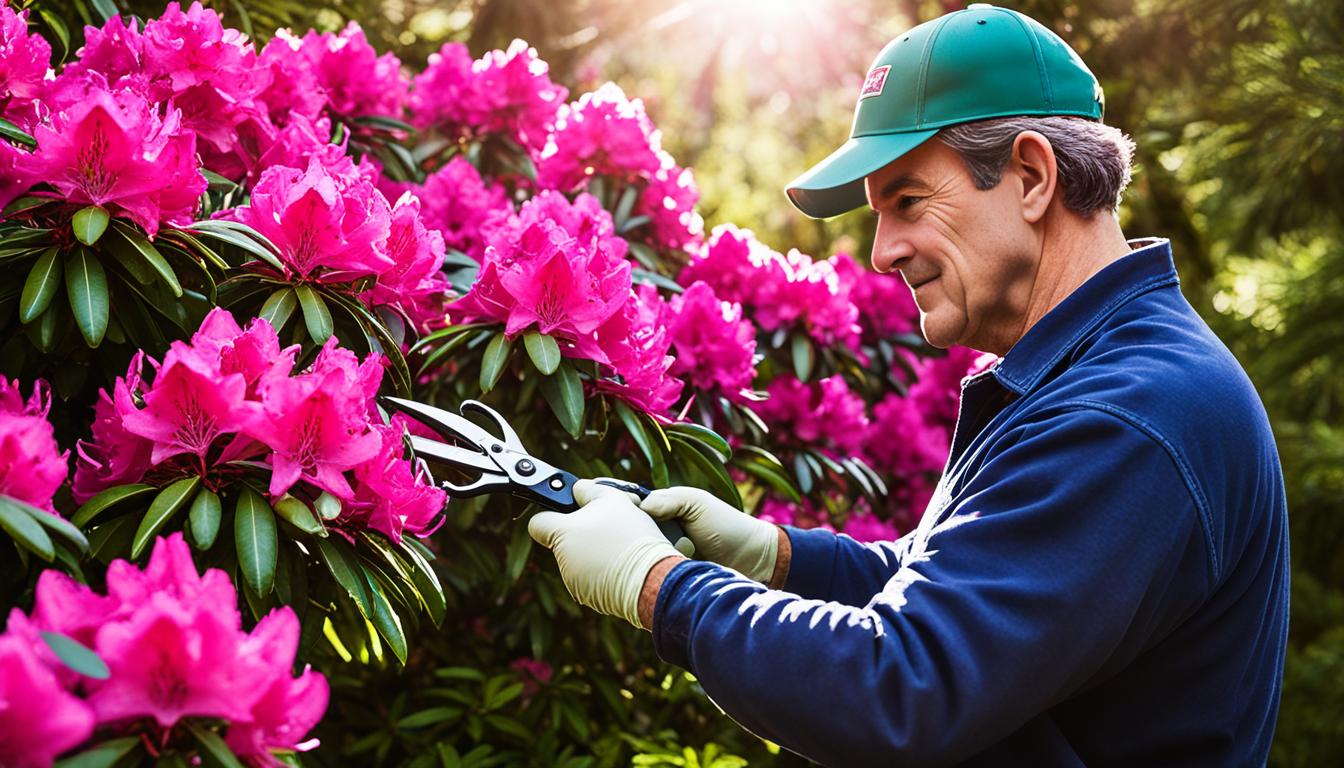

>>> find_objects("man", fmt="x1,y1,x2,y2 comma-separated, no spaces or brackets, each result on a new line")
528,4,1289,765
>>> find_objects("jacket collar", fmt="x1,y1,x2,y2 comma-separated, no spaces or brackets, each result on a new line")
989,238,1180,396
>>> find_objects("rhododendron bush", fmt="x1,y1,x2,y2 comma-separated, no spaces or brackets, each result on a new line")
0,3,988,765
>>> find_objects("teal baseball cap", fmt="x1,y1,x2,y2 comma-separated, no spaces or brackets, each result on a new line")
786,3,1104,219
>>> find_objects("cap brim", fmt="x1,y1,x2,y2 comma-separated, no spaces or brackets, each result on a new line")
785,129,940,219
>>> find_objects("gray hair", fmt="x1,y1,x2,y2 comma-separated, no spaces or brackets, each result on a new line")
935,116,1136,215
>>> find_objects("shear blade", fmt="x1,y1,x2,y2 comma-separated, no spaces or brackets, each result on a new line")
407,435,500,474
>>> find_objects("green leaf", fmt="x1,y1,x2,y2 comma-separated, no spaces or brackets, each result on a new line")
523,330,561,375
90,0,120,22
295,284,333,343
670,436,741,510
36,8,69,60
188,488,222,549
111,224,181,296
0,117,36,147
41,631,109,679
479,332,512,392
131,477,201,559
19,246,61,323
505,522,531,583
274,494,325,536
353,114,417,134
315,537,374,617
540,363,585,438
187,221,285,271
613,399,658,473
187,722,245,768
398,706,461,729
53,737,141,768
4,494,89,555
666,422,732,462
259,287,298,333
73,483,156,528
72,206,110,246
791,333,815,381
0,495,54,561
65,247,110,347
368,576,408,664
399,539,446,626
613,184,640,228
734,446,802,503
201,169,239,193
235,486,278,597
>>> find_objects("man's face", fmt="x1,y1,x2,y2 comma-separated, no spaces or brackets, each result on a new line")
865,139,1039,352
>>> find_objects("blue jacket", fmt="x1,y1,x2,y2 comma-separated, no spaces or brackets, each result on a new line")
651,239,1290,766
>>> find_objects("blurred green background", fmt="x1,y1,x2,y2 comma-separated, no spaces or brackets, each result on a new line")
86,0,1344,762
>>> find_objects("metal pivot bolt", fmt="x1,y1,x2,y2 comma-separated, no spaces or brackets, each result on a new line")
549,477,564,490
516,459,536,476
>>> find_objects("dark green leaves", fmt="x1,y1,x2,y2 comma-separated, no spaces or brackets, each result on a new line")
274,494,325,536
73,483,155,528
131,476,201,559
189,488,222,549
65,247,109,347
235,487,278,597
72,206,110,246
295,284,333,343
41,631,109,680
480,332,512,392
0,117,36,147
259,287,297,333
0,494,55,561
19,247,62,324
315,536,374,617
524,330,561,375
111,224,181,296
540,362,585,437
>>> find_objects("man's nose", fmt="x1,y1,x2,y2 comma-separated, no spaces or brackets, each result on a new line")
871,238,916,274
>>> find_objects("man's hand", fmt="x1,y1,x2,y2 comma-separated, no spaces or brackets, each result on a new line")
528,480,685,630
639,487,782,585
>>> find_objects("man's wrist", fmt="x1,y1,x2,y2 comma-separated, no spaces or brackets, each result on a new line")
767,525,791,589
638,555,686,630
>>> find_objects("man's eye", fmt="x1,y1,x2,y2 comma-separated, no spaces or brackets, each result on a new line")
898,195,925,210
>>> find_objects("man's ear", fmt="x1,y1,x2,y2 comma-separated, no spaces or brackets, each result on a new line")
1011,131,1057,224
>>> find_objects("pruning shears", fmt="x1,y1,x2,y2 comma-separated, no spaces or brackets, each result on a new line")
381,397,692,553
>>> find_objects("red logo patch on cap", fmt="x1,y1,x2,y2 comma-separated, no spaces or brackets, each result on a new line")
860,65,890,100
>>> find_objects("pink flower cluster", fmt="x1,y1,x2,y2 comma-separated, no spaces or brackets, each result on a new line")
449,191,685,414
0,378,67,513
661,281,757,400
538,83,703,251
831,251,919,339
411,156,514,261
231,152,449,330
73,308,444,542
680,225,861,347
410,39,567,153
0,534,326,767
0,3,51,131
754,375,869,456
259,22,406,126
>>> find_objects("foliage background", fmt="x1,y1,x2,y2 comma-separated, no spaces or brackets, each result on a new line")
13,0,1342,765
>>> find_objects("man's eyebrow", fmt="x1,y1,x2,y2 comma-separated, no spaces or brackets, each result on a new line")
868,174,926,211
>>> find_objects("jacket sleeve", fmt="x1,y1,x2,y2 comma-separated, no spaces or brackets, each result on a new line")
780,525,922,606
651,406,1213,766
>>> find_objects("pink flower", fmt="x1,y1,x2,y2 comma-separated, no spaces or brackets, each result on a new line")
26,72,204,237
139,2,273,178
841,503,904,543
0,619,95,768
281,23,406,122
864,393,949,479
664,281,757,400
907,346,998,433
594,285,683,416
634,164,704,252
756,496,834,532
0,378,67,512
368,192,449,332
537,82,667,192
188,308,298,400
755,375,869,456
1,138,35,210
226,609,329,765
415,156,513,261
509,657,553,700
119,340,264,466
251,112,346,188
678,224,786,310
833,251,918,338
451,191,631,363
410,39,566,153
73,354,154,503
256,339,384,500
60,15,143,87
0,3,51,131
234,155,394,281
256,29,325,124
21,534,327,742
350,417,446,542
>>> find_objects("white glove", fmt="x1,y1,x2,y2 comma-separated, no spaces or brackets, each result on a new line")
528,479,684,630
639,486,780,584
